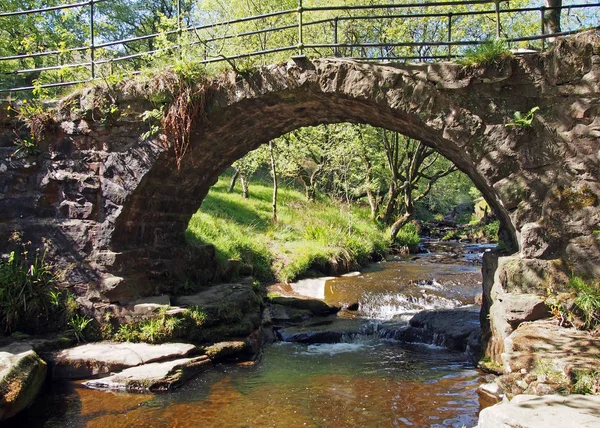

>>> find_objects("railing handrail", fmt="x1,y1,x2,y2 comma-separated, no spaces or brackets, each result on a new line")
0,0,598,94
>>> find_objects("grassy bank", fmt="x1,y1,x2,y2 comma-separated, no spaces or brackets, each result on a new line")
186,177,392,283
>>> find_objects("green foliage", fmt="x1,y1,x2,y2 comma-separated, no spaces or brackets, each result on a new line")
12,136,40,159
533,358,570,385
186,176,387,283
505,106,540,128
392,223,420,250
569,276,600,329
484,220,500,241
0,246,56,332
113,306,208,344
141,106,164,140
458,39,512,67
68,314,92,343
571,369,600,395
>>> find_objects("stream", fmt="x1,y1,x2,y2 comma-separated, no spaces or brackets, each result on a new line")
13,242,496,427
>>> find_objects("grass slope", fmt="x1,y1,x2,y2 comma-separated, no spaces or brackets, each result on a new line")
186,178,389,283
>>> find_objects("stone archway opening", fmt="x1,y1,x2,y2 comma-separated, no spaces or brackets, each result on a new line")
183,121,512,288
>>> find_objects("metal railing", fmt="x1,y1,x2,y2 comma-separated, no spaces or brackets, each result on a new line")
0,0,598,94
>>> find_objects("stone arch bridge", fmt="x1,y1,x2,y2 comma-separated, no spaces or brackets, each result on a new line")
0,32,599,362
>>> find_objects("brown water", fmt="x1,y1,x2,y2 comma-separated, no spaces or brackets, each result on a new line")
10,242,494,428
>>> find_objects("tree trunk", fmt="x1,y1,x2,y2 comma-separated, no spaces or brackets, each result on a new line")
543,0,562,35
269,141,278,222
366,187,378,219
380,181,398,223
240,175,249,199
228,168,239,193
389,212,413,242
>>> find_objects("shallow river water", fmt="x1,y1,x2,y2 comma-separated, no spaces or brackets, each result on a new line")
12,242,496,428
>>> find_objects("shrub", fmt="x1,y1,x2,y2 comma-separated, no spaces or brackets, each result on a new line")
0,247,56,333
392,223,420,251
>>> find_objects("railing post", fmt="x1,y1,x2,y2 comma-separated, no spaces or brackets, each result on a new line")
494,0,501,39
177,0,182,58
447,13,452,59
89,0,95,79
297,0,304,56
334,17,339,57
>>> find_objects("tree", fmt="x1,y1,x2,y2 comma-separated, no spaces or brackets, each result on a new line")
543,0,562,35
375,131,457,241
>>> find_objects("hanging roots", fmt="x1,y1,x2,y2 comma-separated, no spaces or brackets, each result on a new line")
162,81,207,170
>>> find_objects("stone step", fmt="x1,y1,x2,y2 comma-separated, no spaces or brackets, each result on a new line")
47,342,198,380
83,355,212,392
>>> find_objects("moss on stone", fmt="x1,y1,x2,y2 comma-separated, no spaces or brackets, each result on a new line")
556,185,599,210
0,350,47,420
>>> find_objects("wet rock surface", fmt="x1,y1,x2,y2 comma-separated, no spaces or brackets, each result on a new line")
381,306,482,356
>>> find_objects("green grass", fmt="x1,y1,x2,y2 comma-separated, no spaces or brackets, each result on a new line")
569,276,600,329
186,177,388,283
458,39,512,67
0,247,56,333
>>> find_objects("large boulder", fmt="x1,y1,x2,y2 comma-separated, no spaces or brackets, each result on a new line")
388,307,481,356
48,342,197,379
0,347,47,421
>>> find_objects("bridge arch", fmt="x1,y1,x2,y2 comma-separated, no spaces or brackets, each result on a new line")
1,33,597,310
112,58,520,258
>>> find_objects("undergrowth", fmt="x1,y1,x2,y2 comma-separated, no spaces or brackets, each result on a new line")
113,306,208,344
0,241,91,340
186,177,388,283
569,276,600,329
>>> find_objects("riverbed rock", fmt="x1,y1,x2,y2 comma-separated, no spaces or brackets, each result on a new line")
48,342,198,379
0,347,47,421
387,306,481,355
267,295,339,316
83,355,212,392
172,283,262,343
277,317,362,344
204,341,250,362
477,394,600,428
267,303,312,323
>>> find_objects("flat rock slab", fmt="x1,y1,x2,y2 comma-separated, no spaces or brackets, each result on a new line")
83,355,211,392
0,348,47,420
49,342,197,379
477,394,600,428
503,319,600,374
